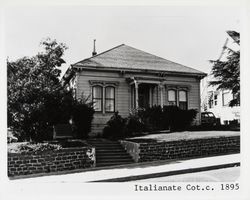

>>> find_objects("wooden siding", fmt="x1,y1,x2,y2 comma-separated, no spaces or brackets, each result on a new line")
76,70,201,133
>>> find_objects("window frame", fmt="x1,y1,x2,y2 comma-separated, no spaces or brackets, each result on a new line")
105,86,115,113
214,93,218,106
178,90,188,110
168,89,177,106
92,85,103,112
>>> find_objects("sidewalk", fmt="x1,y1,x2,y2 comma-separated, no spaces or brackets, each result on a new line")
11,154,240,182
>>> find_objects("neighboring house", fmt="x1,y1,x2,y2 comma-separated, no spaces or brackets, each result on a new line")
63,44,206,134
201,76,240,125
201,31,240,125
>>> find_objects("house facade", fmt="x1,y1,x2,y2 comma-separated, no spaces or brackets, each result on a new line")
63,44,206,134
201,75,240,125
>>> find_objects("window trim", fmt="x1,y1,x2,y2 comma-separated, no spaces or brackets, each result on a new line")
105,86,115,113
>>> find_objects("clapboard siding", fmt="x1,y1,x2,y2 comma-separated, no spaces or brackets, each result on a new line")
76,70,201,133
76,71,131,133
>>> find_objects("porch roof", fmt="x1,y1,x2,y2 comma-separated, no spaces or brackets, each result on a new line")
72,44,206,77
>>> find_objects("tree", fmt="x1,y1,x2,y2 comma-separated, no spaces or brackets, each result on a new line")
7,38,68,141
209,31,240,106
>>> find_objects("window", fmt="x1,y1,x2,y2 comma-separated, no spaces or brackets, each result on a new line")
214,94,218,106
168,90,177,106
92,86,103,112
105,86,115,112
208,92,213,108
92,85,116,113
179,90,188,110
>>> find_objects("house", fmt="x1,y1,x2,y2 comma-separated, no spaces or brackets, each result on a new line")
63,44,206,134
201,31,240,125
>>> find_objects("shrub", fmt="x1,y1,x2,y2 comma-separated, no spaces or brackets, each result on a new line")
103,106,198,139
162,106,197,131
140,105,164,131
124,113,146,136
71,97,95,139
140,106,198,132
8,142,62,153
103,112,126,139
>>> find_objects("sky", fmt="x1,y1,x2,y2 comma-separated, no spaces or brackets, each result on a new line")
4,6,240,75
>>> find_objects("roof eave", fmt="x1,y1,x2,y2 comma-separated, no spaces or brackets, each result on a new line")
72,65,207,78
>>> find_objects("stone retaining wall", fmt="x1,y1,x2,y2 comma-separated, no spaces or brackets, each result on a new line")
121,136,240,162
8,146,95,177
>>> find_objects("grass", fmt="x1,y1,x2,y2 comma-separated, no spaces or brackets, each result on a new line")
126,130,240,142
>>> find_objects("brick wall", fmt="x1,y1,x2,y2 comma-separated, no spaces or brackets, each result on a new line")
8,147,95,177
121,136,240,162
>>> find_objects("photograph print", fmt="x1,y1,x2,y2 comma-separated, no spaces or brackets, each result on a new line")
4,4,241,190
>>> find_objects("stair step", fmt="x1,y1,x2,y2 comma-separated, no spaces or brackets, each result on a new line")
96,154,132,158
94,146,124,149
97,162,133,167
96,158,133,162
87,139,134,167
88,141,120,144
96,149,127,152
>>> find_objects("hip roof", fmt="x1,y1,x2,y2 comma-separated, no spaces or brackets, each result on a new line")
73,44,206,76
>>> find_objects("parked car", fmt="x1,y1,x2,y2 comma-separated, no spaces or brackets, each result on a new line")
201,112,220,126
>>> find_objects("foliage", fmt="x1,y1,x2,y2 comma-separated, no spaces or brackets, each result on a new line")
209,30,240,106
7,38,69,141
103,112,126,139
71,98,95,139
8,142,62,153
103,106,197,139
124,113,146,136
139,105,164,131
162,106,197,131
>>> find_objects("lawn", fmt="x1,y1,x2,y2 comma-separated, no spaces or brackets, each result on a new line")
128,131,240,142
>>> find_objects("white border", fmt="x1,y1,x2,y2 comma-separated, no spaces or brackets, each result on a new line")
1,0,249,200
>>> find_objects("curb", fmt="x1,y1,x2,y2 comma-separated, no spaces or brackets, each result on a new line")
91,162,240,182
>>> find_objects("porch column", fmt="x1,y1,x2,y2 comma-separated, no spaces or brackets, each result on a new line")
159,83,164,108
134,80,139,109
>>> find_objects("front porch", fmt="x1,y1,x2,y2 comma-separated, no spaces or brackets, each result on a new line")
127,76,190,110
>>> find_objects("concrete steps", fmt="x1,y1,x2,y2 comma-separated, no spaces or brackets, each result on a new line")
87,139,134,167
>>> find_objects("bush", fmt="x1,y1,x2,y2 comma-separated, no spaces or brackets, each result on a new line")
140,106,164,131
162,106,197,131
103,106,198,139
103,112,126,139
124,113,146,136
140,106,198,132
103,111,146,139
72,100,95,139
8,142,62,153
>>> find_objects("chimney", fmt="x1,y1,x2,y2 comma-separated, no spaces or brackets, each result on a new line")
92,39,97,56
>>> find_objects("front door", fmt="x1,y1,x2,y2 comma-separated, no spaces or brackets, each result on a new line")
138,84,150,108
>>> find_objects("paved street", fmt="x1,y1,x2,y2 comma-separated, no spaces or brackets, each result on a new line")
134,166,240,182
